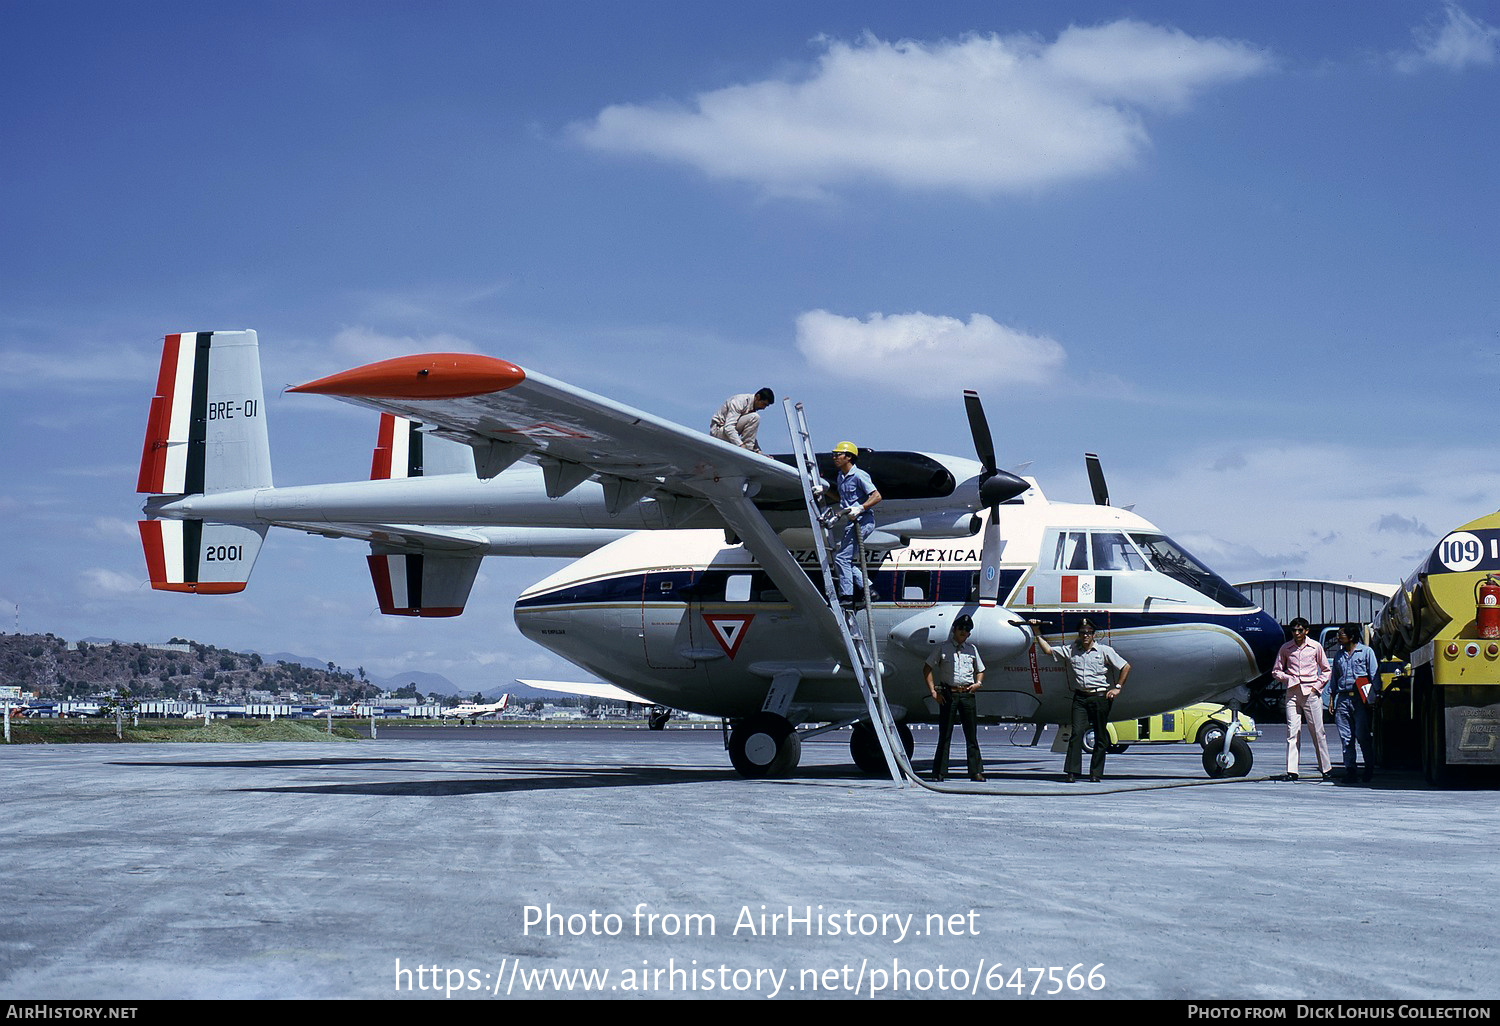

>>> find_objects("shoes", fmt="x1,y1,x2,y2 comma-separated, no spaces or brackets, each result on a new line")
1089,775,1102,783
930,774,945,783
1283,772,1299,781
971,774,986,782
1063,773,1076,783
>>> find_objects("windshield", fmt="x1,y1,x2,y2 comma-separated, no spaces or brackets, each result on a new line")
1128,533,1253,608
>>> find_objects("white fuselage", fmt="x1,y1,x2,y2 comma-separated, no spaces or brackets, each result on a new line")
514,486,1283,726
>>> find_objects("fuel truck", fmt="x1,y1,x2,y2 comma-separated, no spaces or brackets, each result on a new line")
1374,510,1500,785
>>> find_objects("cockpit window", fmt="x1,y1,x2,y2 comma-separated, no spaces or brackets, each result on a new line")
1092,532,1148,572
1127,533,1253,608
1053,531,1089,570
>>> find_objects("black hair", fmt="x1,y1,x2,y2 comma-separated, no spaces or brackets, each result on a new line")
755,387,774,403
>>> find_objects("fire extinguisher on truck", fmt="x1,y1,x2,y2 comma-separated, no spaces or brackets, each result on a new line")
1476,575,1500,640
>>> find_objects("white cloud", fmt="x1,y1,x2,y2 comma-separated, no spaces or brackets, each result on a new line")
80,568,145,597
795,309,1065,397
570,22,1270,198
1396,2,1500,73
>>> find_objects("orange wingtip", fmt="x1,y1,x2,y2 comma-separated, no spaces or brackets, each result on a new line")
149,582,247,595
289,354,526,399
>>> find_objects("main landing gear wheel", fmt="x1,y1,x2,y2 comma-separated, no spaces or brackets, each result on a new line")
850,720,914,775
728,713,801,778
1200,726,1252,778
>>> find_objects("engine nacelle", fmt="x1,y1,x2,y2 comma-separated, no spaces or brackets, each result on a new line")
888,605,1031,664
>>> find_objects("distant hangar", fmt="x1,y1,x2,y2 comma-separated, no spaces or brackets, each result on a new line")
1234,579,1397,626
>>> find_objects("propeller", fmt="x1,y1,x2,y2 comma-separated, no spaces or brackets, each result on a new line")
1083,452,1133,510
963,391,1029,509
1085,452,1109,506
963,390,1029,606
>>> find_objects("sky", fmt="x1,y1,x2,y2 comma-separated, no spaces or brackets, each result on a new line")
2,0,1498,694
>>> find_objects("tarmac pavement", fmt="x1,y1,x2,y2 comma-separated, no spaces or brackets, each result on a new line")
1,724,1496,1001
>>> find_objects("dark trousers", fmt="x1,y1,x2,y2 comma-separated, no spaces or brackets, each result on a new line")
1066,691,1113,780
934,689,983,779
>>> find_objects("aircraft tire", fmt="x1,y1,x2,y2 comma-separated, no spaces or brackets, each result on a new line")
850,720,914,775
729,713,800,777
1200,729,1252,778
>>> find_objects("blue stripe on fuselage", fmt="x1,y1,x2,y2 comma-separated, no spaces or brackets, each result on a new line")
514,568,1284,672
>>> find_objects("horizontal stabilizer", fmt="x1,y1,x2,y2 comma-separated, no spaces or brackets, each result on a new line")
368,550,482,617
139,520,267,593
138,331,272,496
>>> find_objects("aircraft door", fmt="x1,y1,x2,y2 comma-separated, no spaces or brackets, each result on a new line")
643,567,698,669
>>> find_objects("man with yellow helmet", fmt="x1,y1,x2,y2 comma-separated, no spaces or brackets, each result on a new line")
828,441,882,609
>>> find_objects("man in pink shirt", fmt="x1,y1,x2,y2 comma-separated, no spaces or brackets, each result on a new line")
1272,617,1333,780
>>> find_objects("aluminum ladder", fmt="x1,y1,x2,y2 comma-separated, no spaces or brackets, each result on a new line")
784,401,915,786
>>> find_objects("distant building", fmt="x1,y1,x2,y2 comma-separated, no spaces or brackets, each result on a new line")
1235,579,1396,627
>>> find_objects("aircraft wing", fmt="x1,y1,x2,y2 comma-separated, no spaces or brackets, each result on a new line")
518,678,656,705
290,354,806,514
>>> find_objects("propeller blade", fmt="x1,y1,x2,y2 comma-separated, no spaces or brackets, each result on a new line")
978,507,1002,606
1085,452,1109,506
963,390,996,475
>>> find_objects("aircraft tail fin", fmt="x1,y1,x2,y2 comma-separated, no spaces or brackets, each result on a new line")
370,412,475,479
138,330,272,594
367,550,482,616
138,519,268,594
138,331,273,496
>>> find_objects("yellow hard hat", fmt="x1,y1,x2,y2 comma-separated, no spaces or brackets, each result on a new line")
833,441,859,456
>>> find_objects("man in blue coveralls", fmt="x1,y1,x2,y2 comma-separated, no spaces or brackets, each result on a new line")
1329,623,1381,783
828,441,882,609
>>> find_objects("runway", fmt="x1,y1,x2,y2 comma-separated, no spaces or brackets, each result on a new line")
1,725,1495,1000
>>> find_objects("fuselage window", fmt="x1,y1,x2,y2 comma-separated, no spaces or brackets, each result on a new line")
725,574,753,602
1053,531,1089,571
900,570,933,602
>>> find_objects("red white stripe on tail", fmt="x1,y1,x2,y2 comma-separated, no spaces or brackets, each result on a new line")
138,330,271,593
371,412,476,479
138,518,266,594
367,552,481,617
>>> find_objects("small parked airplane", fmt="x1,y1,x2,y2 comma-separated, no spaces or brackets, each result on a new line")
137,330,1282,776
441,694,510,719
